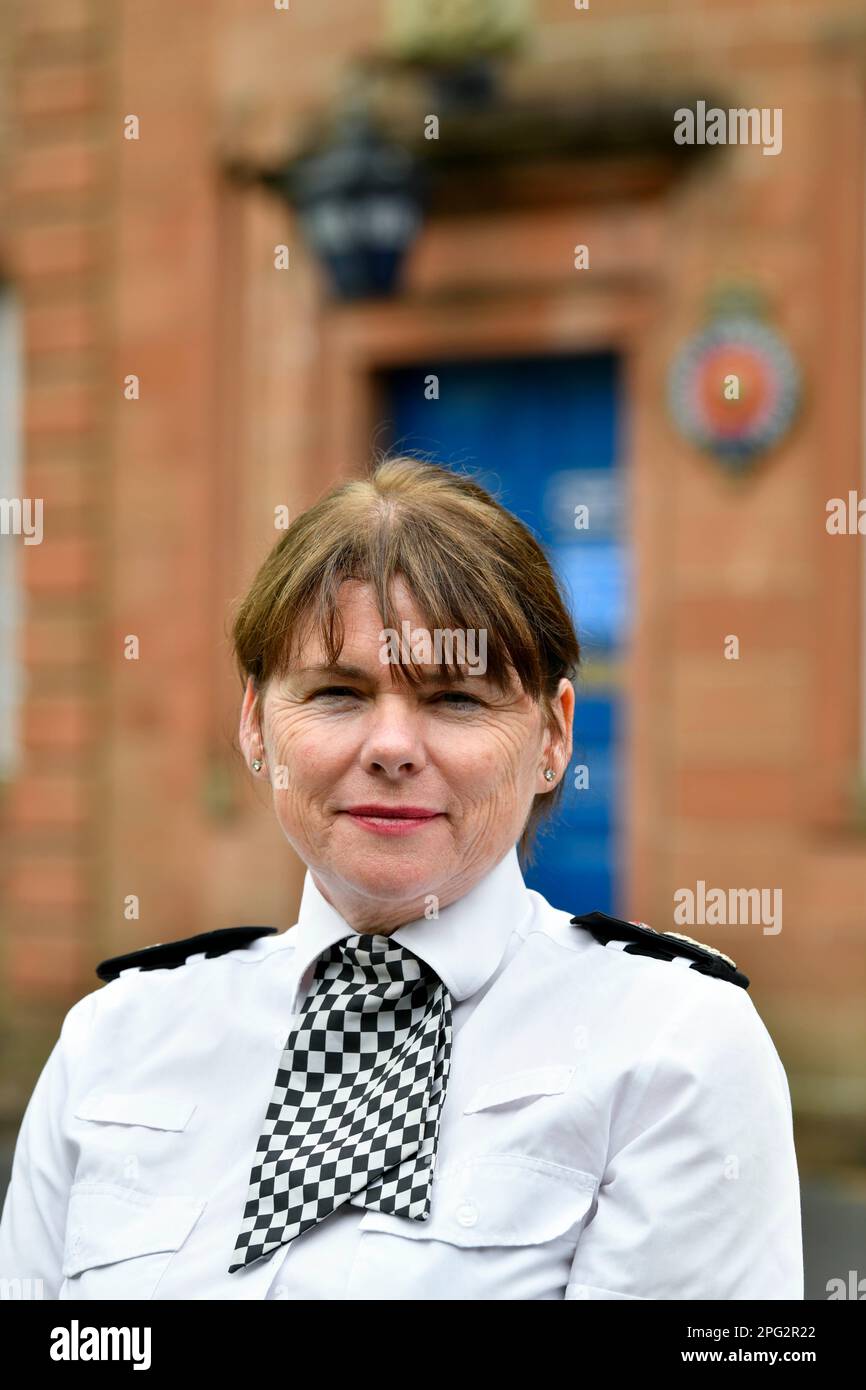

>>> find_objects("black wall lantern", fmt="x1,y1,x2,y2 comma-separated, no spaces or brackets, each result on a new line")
230,77,427,303
291,104,426,300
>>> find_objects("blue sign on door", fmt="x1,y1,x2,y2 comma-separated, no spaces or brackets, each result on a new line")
379,353,627,917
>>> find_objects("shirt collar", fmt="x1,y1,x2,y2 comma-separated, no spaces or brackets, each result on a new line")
291,844,532,1002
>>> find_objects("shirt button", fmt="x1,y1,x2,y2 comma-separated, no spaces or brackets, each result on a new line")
455,1200,478,1227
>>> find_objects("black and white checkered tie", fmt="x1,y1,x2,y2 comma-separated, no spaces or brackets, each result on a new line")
228,931,453,1273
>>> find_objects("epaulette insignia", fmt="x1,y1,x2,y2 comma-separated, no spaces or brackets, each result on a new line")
96,925,279,983
569,910,749,990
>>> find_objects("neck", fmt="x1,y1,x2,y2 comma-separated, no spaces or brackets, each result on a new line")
308,866,483,935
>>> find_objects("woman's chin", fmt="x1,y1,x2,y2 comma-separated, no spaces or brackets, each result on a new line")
341,850,444,895
328,818,452,896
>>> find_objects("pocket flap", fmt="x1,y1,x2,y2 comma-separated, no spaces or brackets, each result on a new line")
358,1154,596,1248
62,1182,206,1277
74,1089,197,1131
463,1064,575,1114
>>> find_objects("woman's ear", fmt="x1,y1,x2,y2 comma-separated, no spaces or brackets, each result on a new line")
542,678,575,783
239,676,265,771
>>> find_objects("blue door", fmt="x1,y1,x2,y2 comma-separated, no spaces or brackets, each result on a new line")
379,353,628,917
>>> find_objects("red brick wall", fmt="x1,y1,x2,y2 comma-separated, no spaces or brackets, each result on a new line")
2,1,110,1040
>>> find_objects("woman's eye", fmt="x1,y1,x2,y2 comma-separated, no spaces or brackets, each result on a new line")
312,686,361,699
310,687,480,707
434,691,481,708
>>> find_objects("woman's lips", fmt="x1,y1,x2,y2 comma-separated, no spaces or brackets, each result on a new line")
342,809,444,837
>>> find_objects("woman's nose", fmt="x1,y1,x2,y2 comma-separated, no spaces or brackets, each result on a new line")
359,695,425,775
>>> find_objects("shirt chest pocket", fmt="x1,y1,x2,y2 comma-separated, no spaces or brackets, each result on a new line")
63,1089,205,1299
457,1062,592,1178
349,1155,597,1300
71,1087,198,1188
61,1183,206,1301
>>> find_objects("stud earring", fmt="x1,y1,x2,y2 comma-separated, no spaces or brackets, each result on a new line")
252,759,263,772
543,768,555,782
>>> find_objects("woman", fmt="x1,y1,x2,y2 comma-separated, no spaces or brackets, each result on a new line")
0,456,803,1300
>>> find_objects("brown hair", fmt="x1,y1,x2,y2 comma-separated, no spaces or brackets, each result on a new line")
230,454,581,865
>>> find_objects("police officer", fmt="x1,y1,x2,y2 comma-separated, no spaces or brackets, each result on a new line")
0,458,804,1299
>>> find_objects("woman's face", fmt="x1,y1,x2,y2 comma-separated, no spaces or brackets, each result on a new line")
239,578,574,933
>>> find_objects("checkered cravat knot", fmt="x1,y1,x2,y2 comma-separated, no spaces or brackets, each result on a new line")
229,931,452,1272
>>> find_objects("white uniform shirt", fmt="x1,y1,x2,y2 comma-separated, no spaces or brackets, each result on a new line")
0,845,804,1300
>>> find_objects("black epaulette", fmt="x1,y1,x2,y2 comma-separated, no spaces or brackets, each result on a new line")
570,910,749,990
96,925,279,983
